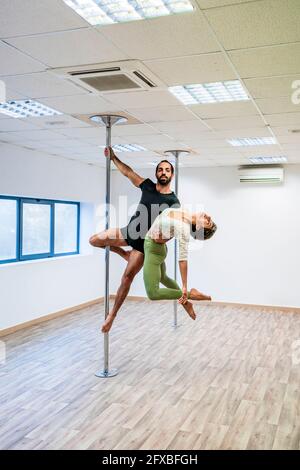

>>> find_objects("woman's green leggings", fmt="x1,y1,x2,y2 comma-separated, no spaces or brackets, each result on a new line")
143,237,190,301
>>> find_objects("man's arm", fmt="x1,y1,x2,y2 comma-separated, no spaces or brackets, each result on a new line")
105,147,144,188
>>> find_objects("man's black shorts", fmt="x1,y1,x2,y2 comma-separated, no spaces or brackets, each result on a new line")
120,226,145,254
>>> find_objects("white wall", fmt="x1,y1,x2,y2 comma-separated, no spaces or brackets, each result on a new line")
111,165,300,308
0,142,105,330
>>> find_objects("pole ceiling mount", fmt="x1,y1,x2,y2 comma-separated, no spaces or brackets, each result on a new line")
89,114,128,127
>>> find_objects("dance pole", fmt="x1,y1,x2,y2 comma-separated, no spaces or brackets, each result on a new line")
90,114,128,378
164,150,190,328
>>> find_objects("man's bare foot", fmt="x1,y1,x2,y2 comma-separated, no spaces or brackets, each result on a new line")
189,288,211,301
101,314,115,333
182,301,196,320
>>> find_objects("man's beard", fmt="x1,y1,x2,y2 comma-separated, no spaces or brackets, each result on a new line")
157,175,171,186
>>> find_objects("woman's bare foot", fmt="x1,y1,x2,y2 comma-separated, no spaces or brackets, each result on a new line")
189,288,211,301
101,314,116,333
182,301,196,320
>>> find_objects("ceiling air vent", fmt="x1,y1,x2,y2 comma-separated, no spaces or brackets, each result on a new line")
238,165,284,184
50,60,164,94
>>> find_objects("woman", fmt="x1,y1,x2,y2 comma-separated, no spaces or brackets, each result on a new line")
143,208,217,320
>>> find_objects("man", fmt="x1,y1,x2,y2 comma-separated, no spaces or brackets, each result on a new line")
89,146,180,333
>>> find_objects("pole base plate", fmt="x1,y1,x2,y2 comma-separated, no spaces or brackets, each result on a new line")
95,368,118,378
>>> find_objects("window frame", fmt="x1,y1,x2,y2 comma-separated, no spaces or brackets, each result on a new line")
0,195,19,264
0,196,80,265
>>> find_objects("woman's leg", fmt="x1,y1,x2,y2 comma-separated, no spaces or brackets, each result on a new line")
160,262,182,290
143,240,184,300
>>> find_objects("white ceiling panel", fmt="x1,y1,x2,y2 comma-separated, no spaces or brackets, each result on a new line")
39,94,118,115
203,115,265,130
237,144,281,155
25,114,91,129
214,127,273,138
244,75,300,99
6,29,127,68
271,126,300,136
54,126,107,140
256,97,300,115
0,0,87,39
100,11,220,61
121,133,175,147
197,0,258,8
229,43,300,79
0,128,65,142
277,134,300,144
112,124,156,137
127,106,197,123
3,71,88,99
4,88,29,101
191,101,258,119
104,90,179,109
0,41,45,76
204,0,300,50
0,118,41,132
152,120,211,136
264,112,300,127
145,53,236,86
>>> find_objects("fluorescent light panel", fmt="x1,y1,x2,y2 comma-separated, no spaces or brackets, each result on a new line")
63,0,193,25
169,80,249,105
0,100,62,118
228,137,277,147
249,156,287,164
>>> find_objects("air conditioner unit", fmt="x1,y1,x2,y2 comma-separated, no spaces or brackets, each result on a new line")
50,60,165,94
238,165,284,184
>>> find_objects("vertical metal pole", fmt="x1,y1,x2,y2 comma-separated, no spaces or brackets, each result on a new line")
103,117,111,374
90,114,126,378
173,151,179,328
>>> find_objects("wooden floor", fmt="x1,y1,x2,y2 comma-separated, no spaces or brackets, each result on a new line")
1,300,300,450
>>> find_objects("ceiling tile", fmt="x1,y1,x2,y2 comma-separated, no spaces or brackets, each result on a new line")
197,0,258,8
112,124,156,137
104,90,179,109
6,28,127,68
0,40,45,76
25,114,91,129
0,0,87,39
127,106,197,123
256,97,300,115
0,118,42,132
264,112,300,127
152,120,211,137
203,115,265,130
244,75,300,99
145,53,236,86
39,94,118,115
229,43,300,79
100,11,220,61
3,71,88,99
203,0,300,50
191,100,258,119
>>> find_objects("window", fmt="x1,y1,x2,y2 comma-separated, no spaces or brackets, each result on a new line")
0,196,79,264
54,203,79,255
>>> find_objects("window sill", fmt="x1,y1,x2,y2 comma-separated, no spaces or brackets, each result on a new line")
0,253,95,268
